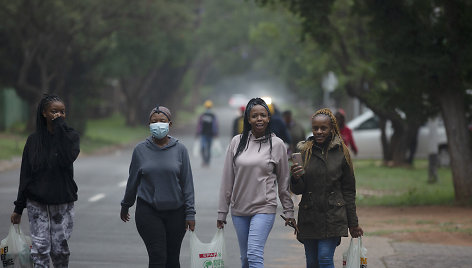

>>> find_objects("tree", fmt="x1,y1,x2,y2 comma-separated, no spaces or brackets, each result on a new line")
0,0,132,132
100,0,196,126
257,0,472,203
255,0,435,165
354,0,472,203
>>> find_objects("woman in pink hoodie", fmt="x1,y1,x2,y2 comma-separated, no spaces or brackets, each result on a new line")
217,97,296,268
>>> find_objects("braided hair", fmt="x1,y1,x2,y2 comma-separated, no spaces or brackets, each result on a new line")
303,108,353,171
233,97,273,163
30,93,64,171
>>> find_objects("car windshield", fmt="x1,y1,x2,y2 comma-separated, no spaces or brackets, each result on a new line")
356,116,379,130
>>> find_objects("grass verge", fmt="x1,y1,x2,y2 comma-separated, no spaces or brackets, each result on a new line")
81,114,148,153
0,114,148,158
354,159,454,206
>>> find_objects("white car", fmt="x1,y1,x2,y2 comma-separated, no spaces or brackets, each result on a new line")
306,110,449,164
228,94,249,108
347,110,449,164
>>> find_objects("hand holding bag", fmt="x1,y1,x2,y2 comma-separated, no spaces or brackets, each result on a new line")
0,224,33,268
343,237,367,268
189,229,226,268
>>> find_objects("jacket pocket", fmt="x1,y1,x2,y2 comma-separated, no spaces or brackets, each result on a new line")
327,192,348,227
298,195,316,225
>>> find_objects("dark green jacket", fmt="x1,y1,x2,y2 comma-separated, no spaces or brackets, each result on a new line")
291,135,358,241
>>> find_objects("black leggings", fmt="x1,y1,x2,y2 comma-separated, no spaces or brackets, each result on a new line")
135,198,186,268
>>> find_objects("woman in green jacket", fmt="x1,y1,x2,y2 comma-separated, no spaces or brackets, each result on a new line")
290,108,363,268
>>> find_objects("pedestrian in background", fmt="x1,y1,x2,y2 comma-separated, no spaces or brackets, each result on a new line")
282,109,306,153
268,102,292,147
291,108,363,268
11,93,80,268
120,106,195,268
232,105,246,137
217,97,296,268
196,100,219,167
335,109,358,155
427,118,439,183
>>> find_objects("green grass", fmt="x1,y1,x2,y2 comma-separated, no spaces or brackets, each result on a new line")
0,114,148,158
0,135,27,160
354,159,455,206
81,114,148,153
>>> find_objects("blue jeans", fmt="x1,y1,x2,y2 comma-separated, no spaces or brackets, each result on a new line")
303,237,341,268
200,135,213,165
232,214,275,268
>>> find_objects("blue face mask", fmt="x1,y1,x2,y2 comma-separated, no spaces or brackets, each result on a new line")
150,122,169,139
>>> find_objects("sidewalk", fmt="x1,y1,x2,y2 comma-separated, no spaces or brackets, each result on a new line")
335,236,472,268
383,241,472,268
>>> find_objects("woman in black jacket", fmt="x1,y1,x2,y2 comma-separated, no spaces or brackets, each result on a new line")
290,108,363,268
11,94,80,268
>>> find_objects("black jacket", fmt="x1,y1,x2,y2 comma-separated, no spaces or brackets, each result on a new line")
291,135,358,241
14,117,80,214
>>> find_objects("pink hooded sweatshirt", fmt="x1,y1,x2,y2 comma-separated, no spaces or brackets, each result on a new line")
218,133,294,221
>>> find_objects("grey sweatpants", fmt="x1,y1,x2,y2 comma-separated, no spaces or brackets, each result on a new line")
26,200,74,268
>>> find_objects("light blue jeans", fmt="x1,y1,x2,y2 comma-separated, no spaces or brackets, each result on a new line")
303,237,341,268
232,214,275,268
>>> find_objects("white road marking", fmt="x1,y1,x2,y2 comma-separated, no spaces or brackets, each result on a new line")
88,193,105,202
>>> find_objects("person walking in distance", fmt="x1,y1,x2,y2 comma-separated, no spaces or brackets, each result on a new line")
335,109,358,155
120,106,196,268
283,109,307,153
232,105,246,137
11,93,80,268
267,102,292,147
291,108,363,268
217,97,296,268
196,100,219,167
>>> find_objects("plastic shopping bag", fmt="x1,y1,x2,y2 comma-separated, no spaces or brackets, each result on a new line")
192,139,201,158
189,229,226,268
211,138,224,158
343,237,367,268
0,225,33,268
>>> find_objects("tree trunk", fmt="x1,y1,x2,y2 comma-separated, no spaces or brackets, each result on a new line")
389,127,408,166
379,117,391,163
437,90,472,204
125,99,139,127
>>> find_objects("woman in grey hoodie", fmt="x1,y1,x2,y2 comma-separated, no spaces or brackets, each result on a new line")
217,98,296,268
120,106,195,268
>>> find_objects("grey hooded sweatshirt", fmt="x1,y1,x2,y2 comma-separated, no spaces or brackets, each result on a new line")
121,136,195,220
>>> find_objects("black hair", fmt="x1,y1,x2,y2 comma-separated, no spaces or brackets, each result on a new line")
233,97,273,163
31,93,64,171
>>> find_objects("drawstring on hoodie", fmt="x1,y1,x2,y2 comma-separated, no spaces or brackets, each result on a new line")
245,132,270,153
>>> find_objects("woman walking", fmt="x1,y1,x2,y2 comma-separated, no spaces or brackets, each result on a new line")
120,106,195,268
217,97,296,268
11,94,80,268
291,108,363,268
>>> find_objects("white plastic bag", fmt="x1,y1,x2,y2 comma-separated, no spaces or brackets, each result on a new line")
0,225,33,268
211,138,223,158
343,237,367,268
189,229,226,268
192,139,201,158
